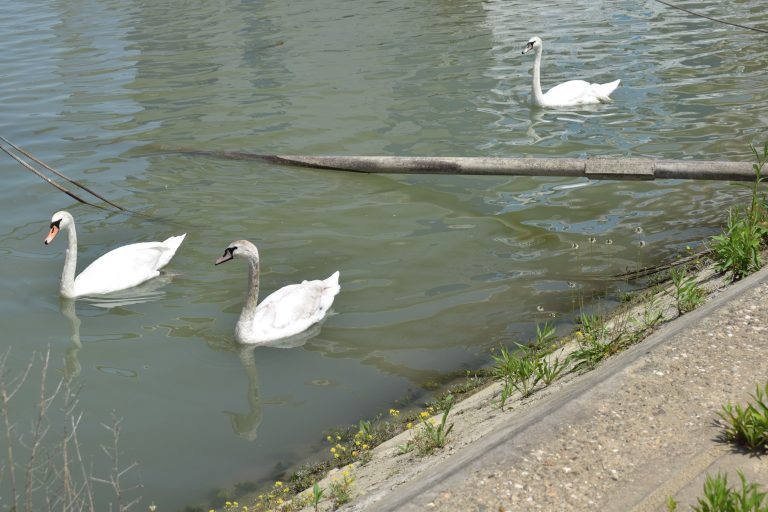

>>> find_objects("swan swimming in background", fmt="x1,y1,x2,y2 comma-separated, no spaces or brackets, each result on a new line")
521,36,620,108
44,210,186,298
214,240,340,344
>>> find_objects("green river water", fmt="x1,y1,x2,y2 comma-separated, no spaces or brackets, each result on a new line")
0,0,766,508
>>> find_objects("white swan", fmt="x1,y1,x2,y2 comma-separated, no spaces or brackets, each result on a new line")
522,36,620,108
44,211,186,299
214,240,340,344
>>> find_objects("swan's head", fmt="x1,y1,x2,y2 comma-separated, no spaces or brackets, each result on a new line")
215,239,259,265
44,211,73,245
522,36,542,55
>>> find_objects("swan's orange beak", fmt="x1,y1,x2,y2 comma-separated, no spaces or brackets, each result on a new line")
44,224,59,245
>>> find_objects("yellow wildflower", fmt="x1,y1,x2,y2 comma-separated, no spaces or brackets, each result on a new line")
330,447,336,453
406,422,413,429
274,481,283,488
326,435,332,442
362,444,369,450
336,435,341,441
419,411,429,419
389,408,400,417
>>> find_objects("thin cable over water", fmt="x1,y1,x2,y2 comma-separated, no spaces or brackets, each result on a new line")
652,0,768,34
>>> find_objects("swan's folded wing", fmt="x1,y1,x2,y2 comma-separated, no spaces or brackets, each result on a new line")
543,80,596,106
254,283,326,331
74,242,170,295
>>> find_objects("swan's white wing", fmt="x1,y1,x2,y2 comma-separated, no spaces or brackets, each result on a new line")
543,79,620,107
542,80,597,106
74,237,184,296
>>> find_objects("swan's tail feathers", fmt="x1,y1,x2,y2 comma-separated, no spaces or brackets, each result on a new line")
320,271,341,312
163,233,187,251
157,233,186,269
594,79,621,101
324,271,341,295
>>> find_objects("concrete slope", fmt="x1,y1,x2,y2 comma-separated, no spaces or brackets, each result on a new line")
365,266,768,512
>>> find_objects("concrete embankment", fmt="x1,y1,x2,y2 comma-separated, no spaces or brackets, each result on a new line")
341,265,768,511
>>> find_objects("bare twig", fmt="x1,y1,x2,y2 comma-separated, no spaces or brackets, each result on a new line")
613,250,710,280
25,349,66,512
0,348,140,511
69,408,96,512
0,348,35,512
92,414,142,511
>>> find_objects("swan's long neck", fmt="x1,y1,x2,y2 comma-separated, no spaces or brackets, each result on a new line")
236,256,261,336
60,225,78,298
531,46,546,106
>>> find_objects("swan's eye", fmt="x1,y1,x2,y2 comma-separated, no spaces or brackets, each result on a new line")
50,219,62,229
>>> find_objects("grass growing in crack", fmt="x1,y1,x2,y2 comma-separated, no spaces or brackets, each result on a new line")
666,495,678,511
687,471,768,512
534,321,558,350
328,470,354,509
396,441,414,455
670,266,705,315
537,353,566,386
580,311,609,340
491,322,565,409
711,141,768,281
719,381,768,453
492,344,542,408
323,414,402,467
567,312,620,372
412,395,455,456
640,293,665,330
310,481,325,512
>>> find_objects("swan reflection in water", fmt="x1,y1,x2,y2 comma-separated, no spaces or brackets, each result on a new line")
526,102,606,143
59,276,325,442
226,322,323,441
57,273,179,379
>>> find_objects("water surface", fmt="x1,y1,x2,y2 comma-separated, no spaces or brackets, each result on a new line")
1,0,767,508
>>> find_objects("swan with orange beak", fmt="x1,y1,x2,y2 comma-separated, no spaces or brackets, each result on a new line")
44,210,185,298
